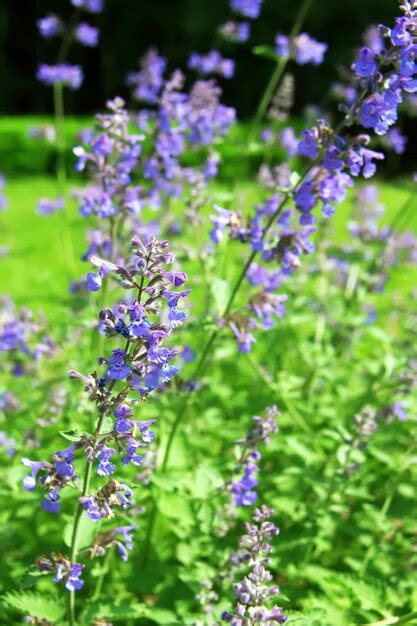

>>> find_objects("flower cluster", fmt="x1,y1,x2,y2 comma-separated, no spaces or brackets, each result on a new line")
346,2,417,135
211,0,417,352
127,49,167,104
126,60,236,215
219,21,251,44
230,406,279,506
188,51,235,79
230,0,263,19
36,0,103,90
36,64,84,90
275,32,328,66
0,298,55,377
88,524,135,561
37,196,64,216
22,235,188,589
222,506,287,625
36,555,84,592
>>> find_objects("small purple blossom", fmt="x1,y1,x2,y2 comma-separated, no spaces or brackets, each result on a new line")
107,349,131,380
188,51,235,79
37,13,61,38
37,64,84,90
230,0,263,19
75,22,99,47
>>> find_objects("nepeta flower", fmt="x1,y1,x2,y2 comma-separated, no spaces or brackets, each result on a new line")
363,24,385,55
37,13,61,38
75,22,99,47
37,555,84,592
222,506,287,625
381,126,408,154
88,524,136,561
71,0,103,13
219,21,251,43
127,49,167,104
230,407,279,507
352,46,378,78
37,197,64,216
230,0,263,19
188,51,235,79
276,33,328,66
37,63,84,90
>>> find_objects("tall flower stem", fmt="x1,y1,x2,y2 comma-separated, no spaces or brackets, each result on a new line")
53,82,67,198
249,0,314,141
54,82,76,278
52,9,80,279
67,394,113,626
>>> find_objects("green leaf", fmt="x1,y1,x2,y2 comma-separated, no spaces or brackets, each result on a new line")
252,44,280,62
144,606,177,624
210,277,231,315
81,599,146,622
59,428,85,442
3,591,66,621
19,566,46,589
63,515,96,550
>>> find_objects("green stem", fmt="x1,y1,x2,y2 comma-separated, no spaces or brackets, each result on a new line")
53,82,67,198
249,0,314,137
68,406,109,626
53,82,76,279
92,546,114,601
361,611,417,626
388,189,416,232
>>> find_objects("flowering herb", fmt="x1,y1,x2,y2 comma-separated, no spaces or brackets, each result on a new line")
21,234,189,624
222,506,287,625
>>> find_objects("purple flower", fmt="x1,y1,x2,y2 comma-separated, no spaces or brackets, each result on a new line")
75,23,99,48
363,24,384,55
231,463,258,506
220,21,250,43
230,0,263,19
37,13,61,38
352,47,377,78
71,0,103,13
21,458,48,491
86,272,102,292
37,197,64,216
298,129,319,159
162,289,191,308
390,16,412,47
114,525,135,561
280,127,299,156
382,127,408,154
127,49,167,104
107,349,131,380
96,446,116,476
188,51,235,79
164,271,188,286
37,64,84,90
293,33,327,65
65,563,85,591
275,34,290,58
294,181,317,212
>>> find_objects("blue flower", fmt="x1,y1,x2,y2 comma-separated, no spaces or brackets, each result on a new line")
352,47,377,78
107,349,131,380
